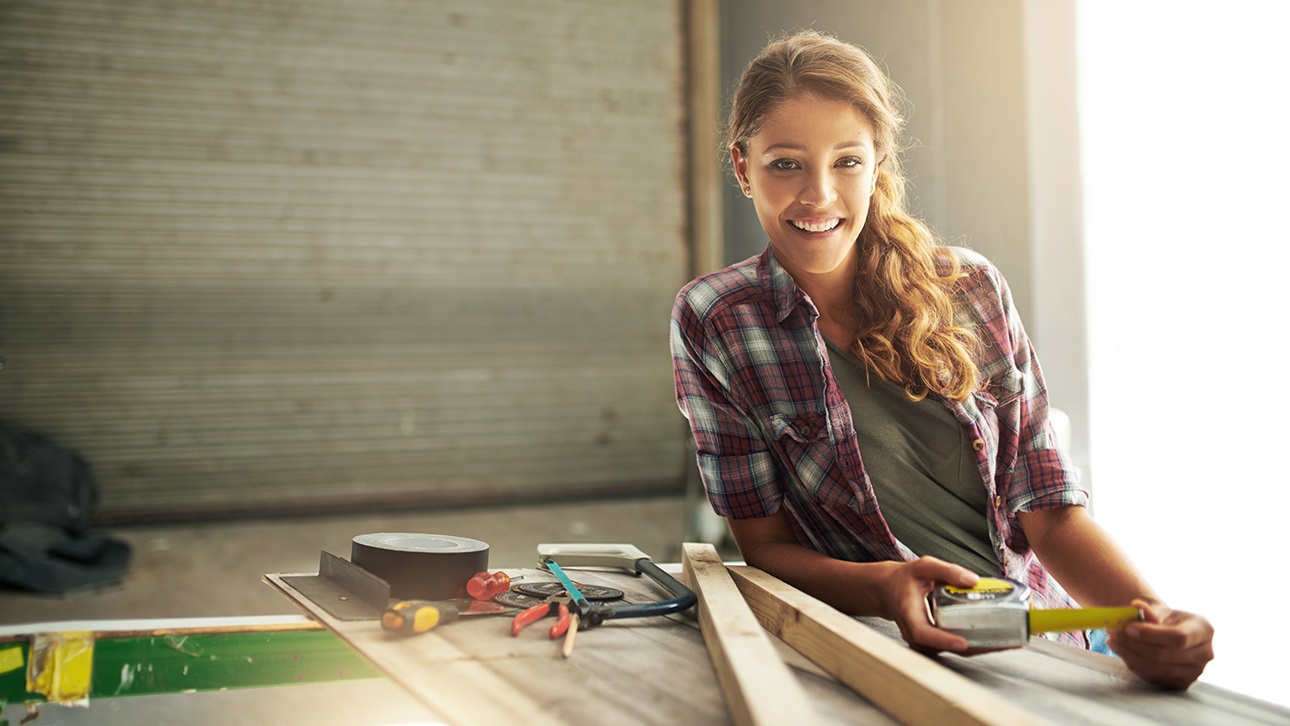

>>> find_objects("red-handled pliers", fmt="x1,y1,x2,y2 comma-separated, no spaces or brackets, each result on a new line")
510,594,572,638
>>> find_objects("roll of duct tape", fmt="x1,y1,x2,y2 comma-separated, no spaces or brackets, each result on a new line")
351,533,489,600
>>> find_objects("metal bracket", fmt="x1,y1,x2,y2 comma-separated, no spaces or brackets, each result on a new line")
279,551,391,621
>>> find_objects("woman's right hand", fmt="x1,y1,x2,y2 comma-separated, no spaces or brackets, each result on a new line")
727,512,995,653
876,556,983,654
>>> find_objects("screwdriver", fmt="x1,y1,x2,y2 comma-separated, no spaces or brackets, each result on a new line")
381,600,460,635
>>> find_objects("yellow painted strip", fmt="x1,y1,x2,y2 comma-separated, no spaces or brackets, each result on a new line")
26,631,95,704
0,646,24,675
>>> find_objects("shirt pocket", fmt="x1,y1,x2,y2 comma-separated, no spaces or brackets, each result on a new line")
764,411,836,495
978,365,1024,410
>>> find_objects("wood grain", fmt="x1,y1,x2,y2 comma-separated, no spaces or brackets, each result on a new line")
728,565,1049,726
265,572,560,726
265,563,1290,725
685,0,724,278
681,543,817,726
265,567,740,726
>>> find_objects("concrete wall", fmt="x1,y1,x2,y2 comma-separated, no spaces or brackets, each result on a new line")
718,0,1090,478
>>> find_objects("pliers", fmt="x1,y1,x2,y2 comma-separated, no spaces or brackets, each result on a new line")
510,593,573,638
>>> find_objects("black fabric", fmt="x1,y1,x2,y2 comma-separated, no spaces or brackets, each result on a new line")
0,522,132,594
0,420,97,534
0,420,132,593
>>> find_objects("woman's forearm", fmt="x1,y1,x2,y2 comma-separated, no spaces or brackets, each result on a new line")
733,533,903,617
1017,505,1162,608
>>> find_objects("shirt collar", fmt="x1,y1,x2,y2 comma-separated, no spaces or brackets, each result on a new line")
757,246,811,324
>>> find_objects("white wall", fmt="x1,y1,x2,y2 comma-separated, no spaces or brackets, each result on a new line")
1079,0,1290,707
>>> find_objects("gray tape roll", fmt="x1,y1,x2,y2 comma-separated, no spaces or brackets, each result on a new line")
351,533,489,600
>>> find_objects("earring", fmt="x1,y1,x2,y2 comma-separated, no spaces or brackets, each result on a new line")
743,186,752,196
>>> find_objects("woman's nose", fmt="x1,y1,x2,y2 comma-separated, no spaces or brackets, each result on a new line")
798,171,837,207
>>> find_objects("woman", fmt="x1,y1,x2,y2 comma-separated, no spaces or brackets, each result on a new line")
670,30,1213,689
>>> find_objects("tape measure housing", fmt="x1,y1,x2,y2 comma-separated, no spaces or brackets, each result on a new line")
930,577,1032,648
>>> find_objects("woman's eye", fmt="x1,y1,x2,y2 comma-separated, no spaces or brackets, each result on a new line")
836,157,863,168
769,159,799,171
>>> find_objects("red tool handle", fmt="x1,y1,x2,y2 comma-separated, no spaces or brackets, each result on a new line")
467,570,511,601
511,603,550,636
548,602,571,639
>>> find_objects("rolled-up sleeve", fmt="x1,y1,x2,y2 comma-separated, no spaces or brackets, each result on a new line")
670,286,783,519
980,261,1089,514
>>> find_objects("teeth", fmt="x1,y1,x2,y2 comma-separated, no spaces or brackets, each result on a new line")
791,218,841,233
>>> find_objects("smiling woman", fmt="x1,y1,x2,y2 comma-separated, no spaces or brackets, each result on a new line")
670,29,1215,691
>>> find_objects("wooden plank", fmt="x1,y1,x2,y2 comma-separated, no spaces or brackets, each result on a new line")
0,616,319,642
264,572,561,726
681,543,818,726
265,567,739,726
727,565,1049,726
261,562,1289,725
685,0,725,277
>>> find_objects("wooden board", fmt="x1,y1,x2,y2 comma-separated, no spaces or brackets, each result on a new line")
727,565,1046,726
0,616,320,641
682,543,817,725
266,567,889,726
729,566,1290,726
268,565,1290,726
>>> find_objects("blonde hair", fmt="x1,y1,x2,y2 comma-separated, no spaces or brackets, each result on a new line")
726,30,978,401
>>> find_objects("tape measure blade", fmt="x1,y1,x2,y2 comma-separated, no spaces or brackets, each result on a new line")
1028,607,1142,635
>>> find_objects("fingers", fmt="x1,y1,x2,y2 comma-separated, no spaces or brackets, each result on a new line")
1113,640,1213,690
896,595,970,653
907,556,980,589
1108,601,1214,690
886,557,981,654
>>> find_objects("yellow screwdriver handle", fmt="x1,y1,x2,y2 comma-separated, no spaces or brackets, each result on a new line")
1028,606,1142,635
381,600,459,635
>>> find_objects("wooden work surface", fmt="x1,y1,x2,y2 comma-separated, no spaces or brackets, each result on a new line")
266,566,1289,726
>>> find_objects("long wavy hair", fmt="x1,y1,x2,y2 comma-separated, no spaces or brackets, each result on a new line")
726,30,978,401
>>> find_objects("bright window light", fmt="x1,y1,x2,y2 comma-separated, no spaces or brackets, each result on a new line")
1079,0,1290,708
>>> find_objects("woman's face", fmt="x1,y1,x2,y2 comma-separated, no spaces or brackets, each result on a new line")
733,93,877,286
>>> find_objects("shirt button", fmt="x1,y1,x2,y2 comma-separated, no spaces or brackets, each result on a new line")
994,495,1003,508
972,438,985,451
801,425,812,437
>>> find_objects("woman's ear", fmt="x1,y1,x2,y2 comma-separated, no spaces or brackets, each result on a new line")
730,146,752,197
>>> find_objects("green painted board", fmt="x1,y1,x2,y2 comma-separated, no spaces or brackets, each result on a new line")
0,629,380,707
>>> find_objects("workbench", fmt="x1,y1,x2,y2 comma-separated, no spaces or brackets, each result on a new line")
4,561,1287,725
264,561,1287,726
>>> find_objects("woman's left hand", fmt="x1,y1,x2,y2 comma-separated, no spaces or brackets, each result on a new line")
1107,598,1214,689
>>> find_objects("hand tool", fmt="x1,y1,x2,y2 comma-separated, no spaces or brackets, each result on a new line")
928,576,1143,649
511,594,572,639
535,543,697,627
542,559,591,611
380,599,460,635
514,581,623,601
542,559,589,657
466,570,511,601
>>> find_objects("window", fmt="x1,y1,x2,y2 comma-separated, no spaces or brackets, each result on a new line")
1079,0,1290,706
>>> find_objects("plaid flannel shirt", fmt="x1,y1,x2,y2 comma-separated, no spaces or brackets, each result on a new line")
671,246,1090,646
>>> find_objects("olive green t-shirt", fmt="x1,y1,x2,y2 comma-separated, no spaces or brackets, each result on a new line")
824,340,997,576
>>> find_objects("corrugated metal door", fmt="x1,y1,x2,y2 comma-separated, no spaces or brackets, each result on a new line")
0,1,690,520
